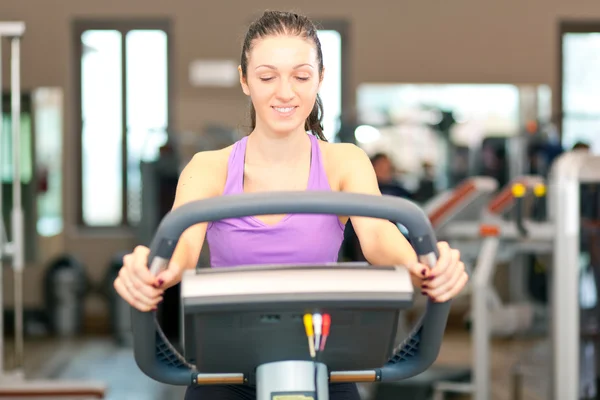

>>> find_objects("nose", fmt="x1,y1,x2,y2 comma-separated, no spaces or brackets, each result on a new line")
275,79,295,102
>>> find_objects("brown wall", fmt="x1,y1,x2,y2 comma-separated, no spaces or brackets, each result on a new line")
1,0,600,315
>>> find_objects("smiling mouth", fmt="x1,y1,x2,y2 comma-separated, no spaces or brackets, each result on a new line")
272,106,297,113
272,106,298,117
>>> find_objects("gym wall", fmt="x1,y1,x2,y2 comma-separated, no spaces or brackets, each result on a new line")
0,0,599,316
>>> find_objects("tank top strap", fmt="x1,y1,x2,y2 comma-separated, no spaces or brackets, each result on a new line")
221,136,248,195
307,133,331,190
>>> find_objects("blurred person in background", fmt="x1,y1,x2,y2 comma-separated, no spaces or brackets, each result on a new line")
414,161,436,203
370,152,413,198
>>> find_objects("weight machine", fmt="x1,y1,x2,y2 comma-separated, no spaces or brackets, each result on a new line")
0,21,106,398
447,176,552,337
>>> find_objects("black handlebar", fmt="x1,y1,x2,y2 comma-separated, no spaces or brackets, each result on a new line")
131,191,451,385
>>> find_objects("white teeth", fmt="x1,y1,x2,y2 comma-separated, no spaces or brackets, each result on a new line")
274,107,294,113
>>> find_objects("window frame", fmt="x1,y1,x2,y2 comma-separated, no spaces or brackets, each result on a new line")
73,18,173,229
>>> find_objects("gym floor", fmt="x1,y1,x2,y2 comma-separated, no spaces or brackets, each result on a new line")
2,327,545,400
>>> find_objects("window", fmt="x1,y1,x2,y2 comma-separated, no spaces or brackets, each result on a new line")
34,88,64,237
1,93,38,261
561,27,600,153
317,29,342,142
2,89,63,239
75,20,170,227
1,96,33,184
355,83,550,190
355,83,523,171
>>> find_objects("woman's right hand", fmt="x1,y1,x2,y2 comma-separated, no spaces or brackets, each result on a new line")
114,245,182,312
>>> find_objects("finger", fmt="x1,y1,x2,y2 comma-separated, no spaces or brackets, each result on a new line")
451,248,460,266
427,261,465,299
429,242,452,277
156,262,183,289
410,273,427,290
425,249,460,290
422,269,449,292
129,269,164,300
407,262,430,279
433,270,469,303
114,277,156,312
122,253,132,267
131,246,158,286
429,248,460,283
119,269,160,310
424,260,454,290
119,268,162,310
125,249,163,295
114,277,146,310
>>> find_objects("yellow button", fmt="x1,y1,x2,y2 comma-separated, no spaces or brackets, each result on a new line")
512,183,526,198
533,183,546,197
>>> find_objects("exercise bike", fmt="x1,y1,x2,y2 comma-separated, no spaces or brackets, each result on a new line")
131,191,452,400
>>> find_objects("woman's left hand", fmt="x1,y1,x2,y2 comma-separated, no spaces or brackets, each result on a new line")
419,241,468,302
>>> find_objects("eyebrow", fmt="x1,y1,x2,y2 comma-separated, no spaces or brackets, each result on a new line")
255,63,314,70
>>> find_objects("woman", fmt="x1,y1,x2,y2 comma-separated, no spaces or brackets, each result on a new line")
115,10,468,400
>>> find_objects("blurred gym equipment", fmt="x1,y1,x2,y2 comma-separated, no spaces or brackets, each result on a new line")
434,176,554,399
547,152,600,400
432,151,600,400
452,176,552,338
424,176,499,263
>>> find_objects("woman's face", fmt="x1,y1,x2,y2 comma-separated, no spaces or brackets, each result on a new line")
240,35,323,136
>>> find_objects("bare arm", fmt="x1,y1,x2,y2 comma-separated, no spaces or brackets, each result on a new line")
156,151,225,287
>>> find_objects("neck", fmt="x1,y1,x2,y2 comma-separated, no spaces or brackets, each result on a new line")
246,126,311,166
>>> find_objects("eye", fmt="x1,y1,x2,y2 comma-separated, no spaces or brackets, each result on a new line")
296,77,310,82
259,77,274,82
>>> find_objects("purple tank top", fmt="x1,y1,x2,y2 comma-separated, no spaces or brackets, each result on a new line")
206,134,346,268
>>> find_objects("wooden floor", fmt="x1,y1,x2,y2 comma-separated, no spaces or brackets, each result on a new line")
1,328,548,400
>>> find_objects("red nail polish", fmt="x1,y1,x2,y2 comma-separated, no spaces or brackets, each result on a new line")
158,279,164,286
422,284,428,289
421,291,427,295
421,269,427,276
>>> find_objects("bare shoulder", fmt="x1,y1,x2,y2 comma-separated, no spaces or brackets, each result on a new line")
320,141,370,170
318,141,372,190
188,145,233,169
178,145,234,197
